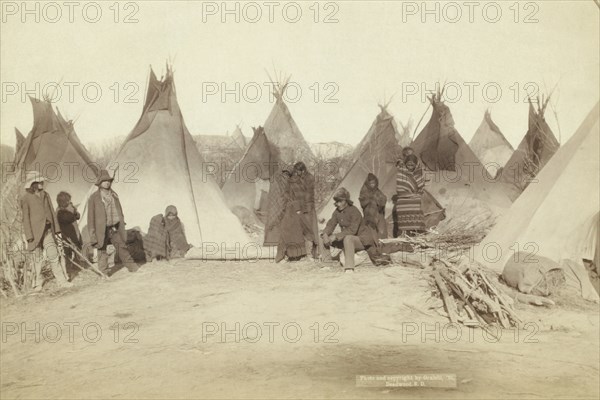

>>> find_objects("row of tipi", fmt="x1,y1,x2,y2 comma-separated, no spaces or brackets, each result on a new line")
5,66,598,299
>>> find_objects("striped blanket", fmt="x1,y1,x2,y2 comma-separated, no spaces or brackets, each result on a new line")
395,165,425,232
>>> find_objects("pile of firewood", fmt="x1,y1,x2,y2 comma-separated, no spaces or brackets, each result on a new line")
432,257,521,332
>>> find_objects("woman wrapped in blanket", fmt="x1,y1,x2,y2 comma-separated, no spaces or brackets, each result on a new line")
266,168,307,263
395,153,426,237
164,205,192,259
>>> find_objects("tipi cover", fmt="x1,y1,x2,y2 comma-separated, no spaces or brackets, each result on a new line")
318,106,445,229
221,126,282,214
15,97,99,205
13,128,25,162
230,125,247,150
263,80,314,165
475,102,599,301
397,119,413,148
500,98,559,192
79,67,256,256
411,92,513,226
469,110,514,177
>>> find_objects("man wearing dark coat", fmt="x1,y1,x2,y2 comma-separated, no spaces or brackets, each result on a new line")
321,187,391,273
20,172,71,290
87,170,139,274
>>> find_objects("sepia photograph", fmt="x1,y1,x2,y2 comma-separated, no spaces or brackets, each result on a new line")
0,1,599,398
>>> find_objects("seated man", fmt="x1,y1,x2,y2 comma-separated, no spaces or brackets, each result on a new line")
321,187,391,273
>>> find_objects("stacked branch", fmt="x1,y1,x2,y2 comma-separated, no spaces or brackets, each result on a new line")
432,258,521,331
382,214,496,257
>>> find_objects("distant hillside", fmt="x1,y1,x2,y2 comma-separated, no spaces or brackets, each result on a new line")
310,141,353,159
193,134,247,186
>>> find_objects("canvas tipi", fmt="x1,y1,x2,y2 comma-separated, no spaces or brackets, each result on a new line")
222,77,314,219
397,119,413,148
500,98,559,193
221,126,282,215
13,97,99,205
13,128,25,162
469,110,514,177
79,67,258,257
475,102,599,302
411,92,513,226
230,125,247,150
318,105,445,230
263,78,314,164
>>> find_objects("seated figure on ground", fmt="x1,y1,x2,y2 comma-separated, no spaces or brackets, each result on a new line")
321,187,399,273
164,205,192,259
145,214,168,262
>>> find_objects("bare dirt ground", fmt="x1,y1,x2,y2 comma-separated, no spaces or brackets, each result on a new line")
1,259,599,399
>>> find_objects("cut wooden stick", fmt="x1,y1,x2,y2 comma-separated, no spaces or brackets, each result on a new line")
5,262,20,298
433,269,458,323
57,237,108,279
439,268,501,314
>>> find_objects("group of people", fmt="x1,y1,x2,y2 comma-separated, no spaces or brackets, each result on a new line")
20,168,191,291
271,147,427,272
18,148,427,288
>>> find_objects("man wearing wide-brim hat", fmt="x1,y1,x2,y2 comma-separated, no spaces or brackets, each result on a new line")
20,171,72,290
86,169,139,274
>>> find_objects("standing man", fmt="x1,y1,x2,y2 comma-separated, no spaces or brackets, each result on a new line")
87,169,139,274
293,161,320,259
21,171,72,290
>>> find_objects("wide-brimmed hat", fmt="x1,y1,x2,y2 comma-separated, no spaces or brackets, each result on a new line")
333,187,353,205
23,171,45,189
95,169,114,186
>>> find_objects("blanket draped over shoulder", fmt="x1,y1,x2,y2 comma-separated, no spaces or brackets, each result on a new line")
395,160,426,232
164,205,191,258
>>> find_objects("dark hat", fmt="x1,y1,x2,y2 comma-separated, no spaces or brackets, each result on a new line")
293,161,307,172
95,169,114,186
333,187,353,205
404,154,418,165
402,147,415,158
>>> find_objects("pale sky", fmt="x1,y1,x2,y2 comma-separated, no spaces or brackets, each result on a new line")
1,1,598,150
